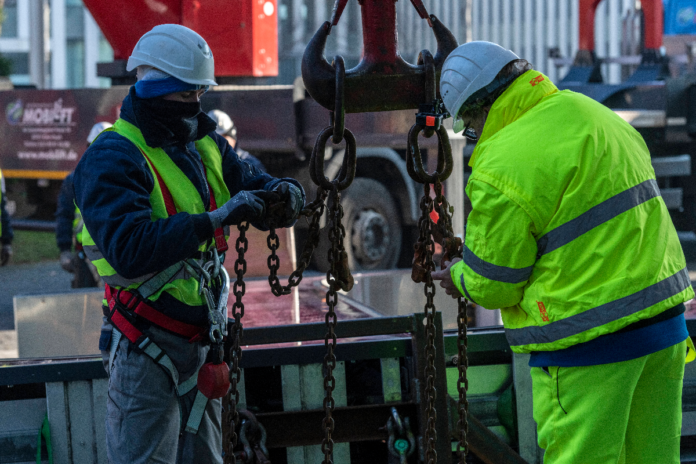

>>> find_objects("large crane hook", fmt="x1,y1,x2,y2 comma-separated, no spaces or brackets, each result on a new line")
301,0,459,113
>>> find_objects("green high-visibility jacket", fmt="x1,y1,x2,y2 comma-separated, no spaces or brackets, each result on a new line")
81,119,231,306
451,70,694,354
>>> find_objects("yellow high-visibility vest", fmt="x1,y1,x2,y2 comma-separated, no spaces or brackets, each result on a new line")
81,119,230,306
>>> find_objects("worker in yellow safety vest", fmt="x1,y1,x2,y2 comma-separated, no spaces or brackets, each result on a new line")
73,24,304,464
432,41,695,464
56,122,112,287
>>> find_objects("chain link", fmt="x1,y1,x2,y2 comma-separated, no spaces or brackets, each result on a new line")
455,297,469,461
223,222,249,464
267,189,328,296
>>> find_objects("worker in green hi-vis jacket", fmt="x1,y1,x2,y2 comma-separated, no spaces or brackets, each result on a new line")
432,41,695,464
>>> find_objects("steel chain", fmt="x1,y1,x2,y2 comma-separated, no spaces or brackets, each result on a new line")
321,187,344,464
455,296,469,461
267,189,329,296
431,180,469,460
415,182,438,464
223,222,249,464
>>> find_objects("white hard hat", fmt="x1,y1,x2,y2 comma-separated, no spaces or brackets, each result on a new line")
207,109,237,139
126,24,217,86
87,121,113,144
440,41,519,126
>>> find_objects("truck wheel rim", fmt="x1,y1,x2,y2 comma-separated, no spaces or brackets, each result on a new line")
351,210,390,263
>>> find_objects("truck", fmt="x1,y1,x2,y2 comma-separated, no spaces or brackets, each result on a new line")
0,0,465,272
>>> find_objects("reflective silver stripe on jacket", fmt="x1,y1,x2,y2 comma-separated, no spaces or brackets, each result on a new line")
464,246,534,284
101,273,157,288
85,241,217,291
98,258,208,296
537,179,661,257
505,267,691,347
83,244,104,261
99,264,186,290
460,274,476,304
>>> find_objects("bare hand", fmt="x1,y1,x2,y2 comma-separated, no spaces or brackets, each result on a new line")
430,258,463,299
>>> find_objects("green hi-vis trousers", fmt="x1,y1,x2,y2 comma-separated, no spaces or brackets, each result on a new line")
531,340,687,464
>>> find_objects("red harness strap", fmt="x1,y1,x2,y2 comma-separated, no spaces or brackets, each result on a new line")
106,284,205,342
140,151,177,217
202,165,229,253
109,307,143,344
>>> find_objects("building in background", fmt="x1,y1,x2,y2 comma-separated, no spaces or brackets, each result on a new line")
0,0,648,88
468,0,647,85
0,0,112,89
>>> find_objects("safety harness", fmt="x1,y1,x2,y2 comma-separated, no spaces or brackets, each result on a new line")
106,150,230,435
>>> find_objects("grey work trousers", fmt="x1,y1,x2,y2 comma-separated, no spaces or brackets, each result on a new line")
106,325,222,464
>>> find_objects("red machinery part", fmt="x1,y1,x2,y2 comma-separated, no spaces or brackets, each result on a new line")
578,0,663,52
359,0,399,70
82,0,278,77
642,0,664,50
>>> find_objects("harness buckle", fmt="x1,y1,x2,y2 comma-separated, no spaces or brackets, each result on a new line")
193,253,230,344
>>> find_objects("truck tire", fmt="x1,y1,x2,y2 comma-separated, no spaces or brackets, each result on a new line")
313,178,402,272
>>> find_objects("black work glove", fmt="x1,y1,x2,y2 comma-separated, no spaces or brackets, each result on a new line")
1,244,11,266
208,190,279,229
265,182,304,228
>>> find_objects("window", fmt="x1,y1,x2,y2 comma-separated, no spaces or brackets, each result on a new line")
1,0,18,38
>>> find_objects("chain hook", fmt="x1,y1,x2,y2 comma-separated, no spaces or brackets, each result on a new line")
386,408,416,463
239,410,271,464
331,55,346,145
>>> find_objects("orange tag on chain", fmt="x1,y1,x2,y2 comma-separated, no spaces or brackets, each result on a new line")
430,209,439,223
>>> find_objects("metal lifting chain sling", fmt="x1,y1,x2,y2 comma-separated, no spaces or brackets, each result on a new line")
296,2,460,461
406,49,469,463
262,56,356,464
432,179,469,461
266,57,354,298
316,57,357,464
223,222,249,464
